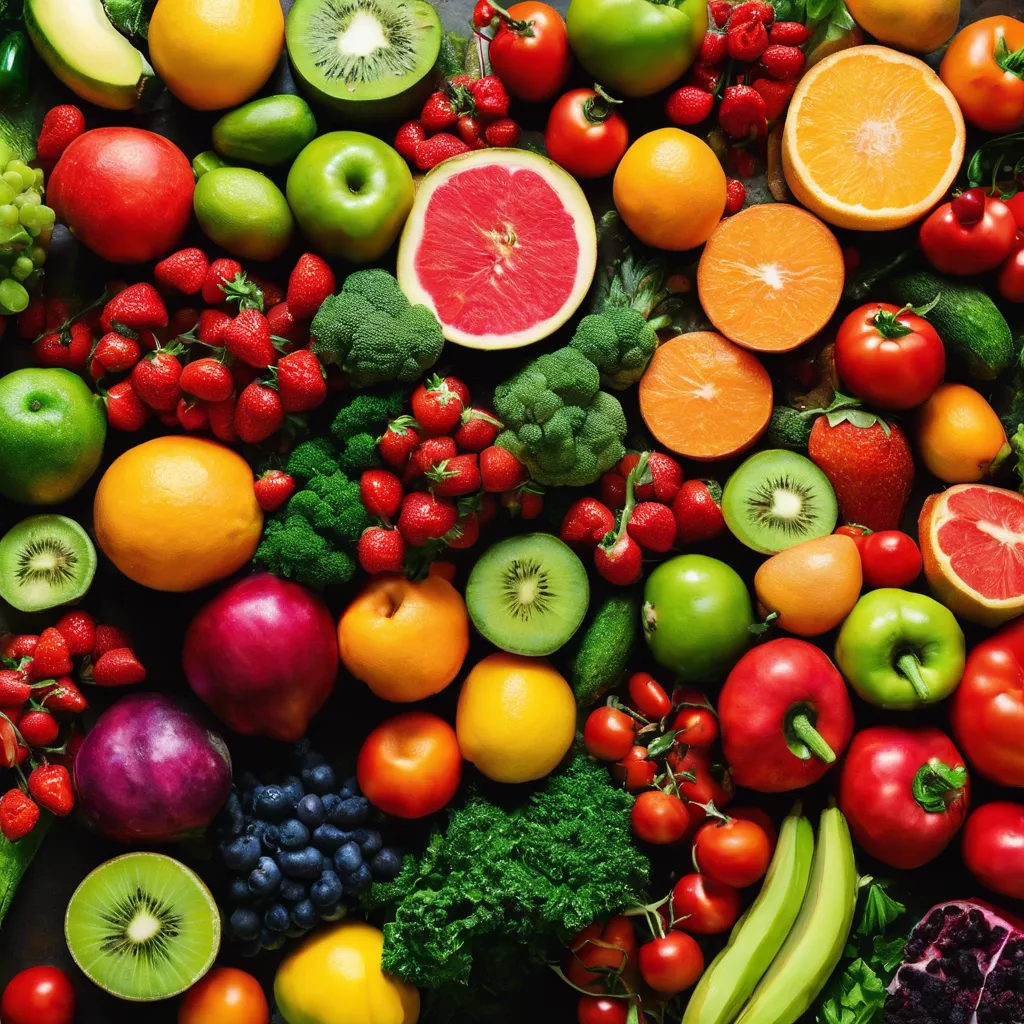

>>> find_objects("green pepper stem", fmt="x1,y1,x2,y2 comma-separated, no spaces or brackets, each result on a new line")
912,759,968,814
896,652,931,702
790,713,836,764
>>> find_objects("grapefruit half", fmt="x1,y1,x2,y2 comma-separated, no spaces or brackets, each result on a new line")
397,149,597,350
919,483,1024,627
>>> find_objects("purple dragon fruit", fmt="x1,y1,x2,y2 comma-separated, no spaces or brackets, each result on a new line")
886,899,1024,1024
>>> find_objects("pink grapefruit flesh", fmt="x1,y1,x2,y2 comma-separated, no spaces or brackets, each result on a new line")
397,149,597,350
919,483,1024,627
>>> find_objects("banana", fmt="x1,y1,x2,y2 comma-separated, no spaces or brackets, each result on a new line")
682,806,814,1024
731,805,859,1024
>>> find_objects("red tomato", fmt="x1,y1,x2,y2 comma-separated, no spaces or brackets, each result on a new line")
564,915,639,992
963,801,1024,900
834,524,870,549
577,996,629,1024
584,706,637,761
834,303,945,410
545,87,629,179
638,932,704,994
0,967,76,1024
941,16,1024,133
612,745,657,790
919,192,1017,276
728,806,778,852
858,530,922,588
998,235,1024,302
178,967,269,1024
671,704,719,749
627,672,671,719
670,874,741,935
693,816,772,888
488,2,571,103
473,0,496,28
666,746,734,823
632,790,690,844
356,711,461,819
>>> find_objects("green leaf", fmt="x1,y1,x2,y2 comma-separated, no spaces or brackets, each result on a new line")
871,934,908,974
0,100,38,162
102,0,156,38
0,814,50,932
856,880,906,937
816,959,886,1024
646,730,681,760
807,0,836,20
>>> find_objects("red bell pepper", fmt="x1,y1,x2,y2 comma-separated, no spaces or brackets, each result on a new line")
950,617,1024,787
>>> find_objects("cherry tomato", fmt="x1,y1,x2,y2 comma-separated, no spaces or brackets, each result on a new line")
613,745,657,790
564,915,639,992
638,931,704,995
671,701,718,749
473,0,497,28
1,966,76,1024
577,996,629,1024
631,790,690,844
584,706,637,761
919,191,1017,276
998,235,1024,302
178,967,269,1024
545,86,629,179
356,711,462,819
488,2,571,103
666,747,734,824
962,801,1024,900
858,530,922,589
670,873,741,935
693,816,772,888
834,302,945,410
834,524,870,550
728,806,778,852
941,16,1024,134
627,672,671,720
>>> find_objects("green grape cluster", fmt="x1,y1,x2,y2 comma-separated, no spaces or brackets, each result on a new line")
0,142,55,317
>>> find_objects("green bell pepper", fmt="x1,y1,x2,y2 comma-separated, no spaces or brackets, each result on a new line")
566,0,707,98
834,589,965,710
0,31,29,106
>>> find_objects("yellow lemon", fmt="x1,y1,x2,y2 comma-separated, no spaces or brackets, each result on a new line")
148,0,285,111
456,653,576,784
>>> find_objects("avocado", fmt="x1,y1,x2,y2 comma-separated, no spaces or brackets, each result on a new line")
212,95,318,168
24,0,158,112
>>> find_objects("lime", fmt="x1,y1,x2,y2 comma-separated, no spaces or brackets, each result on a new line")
193,167,294,261
0,368,107,505
212,95,317,167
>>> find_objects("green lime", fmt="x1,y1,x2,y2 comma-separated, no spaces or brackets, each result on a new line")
212,95,317,167
0,368,107,505
193,167,294,262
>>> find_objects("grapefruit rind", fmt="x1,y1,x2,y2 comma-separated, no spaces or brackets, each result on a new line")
919,484,1024,628
397,149,597,350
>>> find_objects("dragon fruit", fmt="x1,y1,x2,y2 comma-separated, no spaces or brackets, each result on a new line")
886,900,1024,1023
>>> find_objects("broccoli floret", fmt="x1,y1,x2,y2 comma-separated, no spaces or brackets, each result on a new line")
337,433,380,476
493,347,627,487
253,515,357,590
285,438,338,483
302,472,370,543
330,389,406,445
569,308,658,390
310,270,444,388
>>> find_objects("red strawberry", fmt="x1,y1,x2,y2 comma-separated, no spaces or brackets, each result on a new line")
266,302,308,348
33,321,92,370
232,359,262,393
594,452,649,584
360,469,404,520
45,297,75,331
447,510,480,550
600,470,627,509
94,331,141,373
484,118,521,148
421,91,458,133
456,114,484,148
31,628,72,678
55,610,96,656
411,375,465,435
36,104,85,166
223,309,276,368
627,501,677,552
100,283,168,335
415,133,470,171
202,258,243,305
406,436,459,482
19,709,59,746
561,497,615,548
725,178,746,214
454,406,502,451
438,376,470,405
92,624,132,659
254,469,296,512
479,493,498,526
276,348,327,412
247,274,284,310
176,397,209,431
699,30,728,64
752,78,797,121
808,414,914,532
719,83,768,139
208,395,239,444
666,85,715,127
690,61,723,93
731,1,775,24
770,21,811,44
92,648,147,687
180,357,234,402
38,677,87,714
2,634,38,660
287,253,336,321
154,248,210,295
633,452,683,503
672,479,725,543
198,308,232,345
727,17,769,61
27,764,73,816
131,348,183,411
427,453,481,497
0,670,29,706
501,487,543,519
234,381,284,443
709,0,731,26
357,527,406,574
731,146,757,178
761,44,805,80
480,446,527,492
104,379,150,431
0,789,39,841
379,416,423,470
17,299,45,339
470,75,510,117
395,120,426,161
397,492,458,547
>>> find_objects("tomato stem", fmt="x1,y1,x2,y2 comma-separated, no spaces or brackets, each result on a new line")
582,83,622,124
996,36,1024,80
912,759,967,814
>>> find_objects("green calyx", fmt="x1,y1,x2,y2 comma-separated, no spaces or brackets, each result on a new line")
783,702,836,764
582,84,622,124
870,297,940,340
996,35,1024,80
911,759,967,814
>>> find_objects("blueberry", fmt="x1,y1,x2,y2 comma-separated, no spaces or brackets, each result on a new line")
297,794,325,828
238,770,262,791
303,763,337,795
222,834,262,873
248,857,282,896
285,925,307,939
236,937,263,958
229,907,261,941
319,902,348,923
264,903,290,933
342,776,359,794
334,841,363,876
278,847,324,880
279,877,308,903
261,825,281,854
291,899,319,930
354,828,382,857
343,863,373,895
280,777,305,810
312,824,346,853
321,793,341,818
371,848,403,881
245,819,266,838
260,928,285,952
310,870,344,908
331,797,368,828
228,877,253,905
299,747,325,771
279,819,310,851
254,785,289,820
221,792,245,836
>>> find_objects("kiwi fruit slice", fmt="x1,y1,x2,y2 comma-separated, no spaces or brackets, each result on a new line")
65,852,220,1002
723,449,838,554
466,533,590,657
0,514,96,612
286,0,442,122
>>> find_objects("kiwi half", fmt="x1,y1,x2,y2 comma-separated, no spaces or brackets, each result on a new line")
286,0,442,122
65,852,220,1002
0,514,96,612
722,449,838,554
466,533,590,657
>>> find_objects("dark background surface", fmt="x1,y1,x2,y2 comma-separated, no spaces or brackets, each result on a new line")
2,0,1024,1022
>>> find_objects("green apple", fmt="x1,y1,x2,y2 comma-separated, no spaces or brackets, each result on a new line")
286,132,414,263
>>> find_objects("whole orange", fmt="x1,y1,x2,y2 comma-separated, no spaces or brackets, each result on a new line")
93,436,262,592
337,574,469,702
178,967,269,1024
613,128,726,250
917,383,1009,483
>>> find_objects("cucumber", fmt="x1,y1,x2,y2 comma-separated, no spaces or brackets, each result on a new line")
569,591,640,707
212,95,318,168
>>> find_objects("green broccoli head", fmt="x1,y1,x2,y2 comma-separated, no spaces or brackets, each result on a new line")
285,438,338,483
330,389,406,445
569,308,658,390
493,346,627,487
253,514,357,590
310,270,444,388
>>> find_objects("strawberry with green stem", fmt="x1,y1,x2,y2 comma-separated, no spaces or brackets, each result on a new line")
595,453,649,585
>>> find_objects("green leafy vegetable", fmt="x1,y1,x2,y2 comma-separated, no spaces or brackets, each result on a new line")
856,879,906,936
819,959,887,1024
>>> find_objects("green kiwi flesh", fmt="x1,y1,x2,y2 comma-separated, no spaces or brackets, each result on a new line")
65,852,220,1002
722,449,838,554
466,533,590,657
286,0,442,121
0,513,96,612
